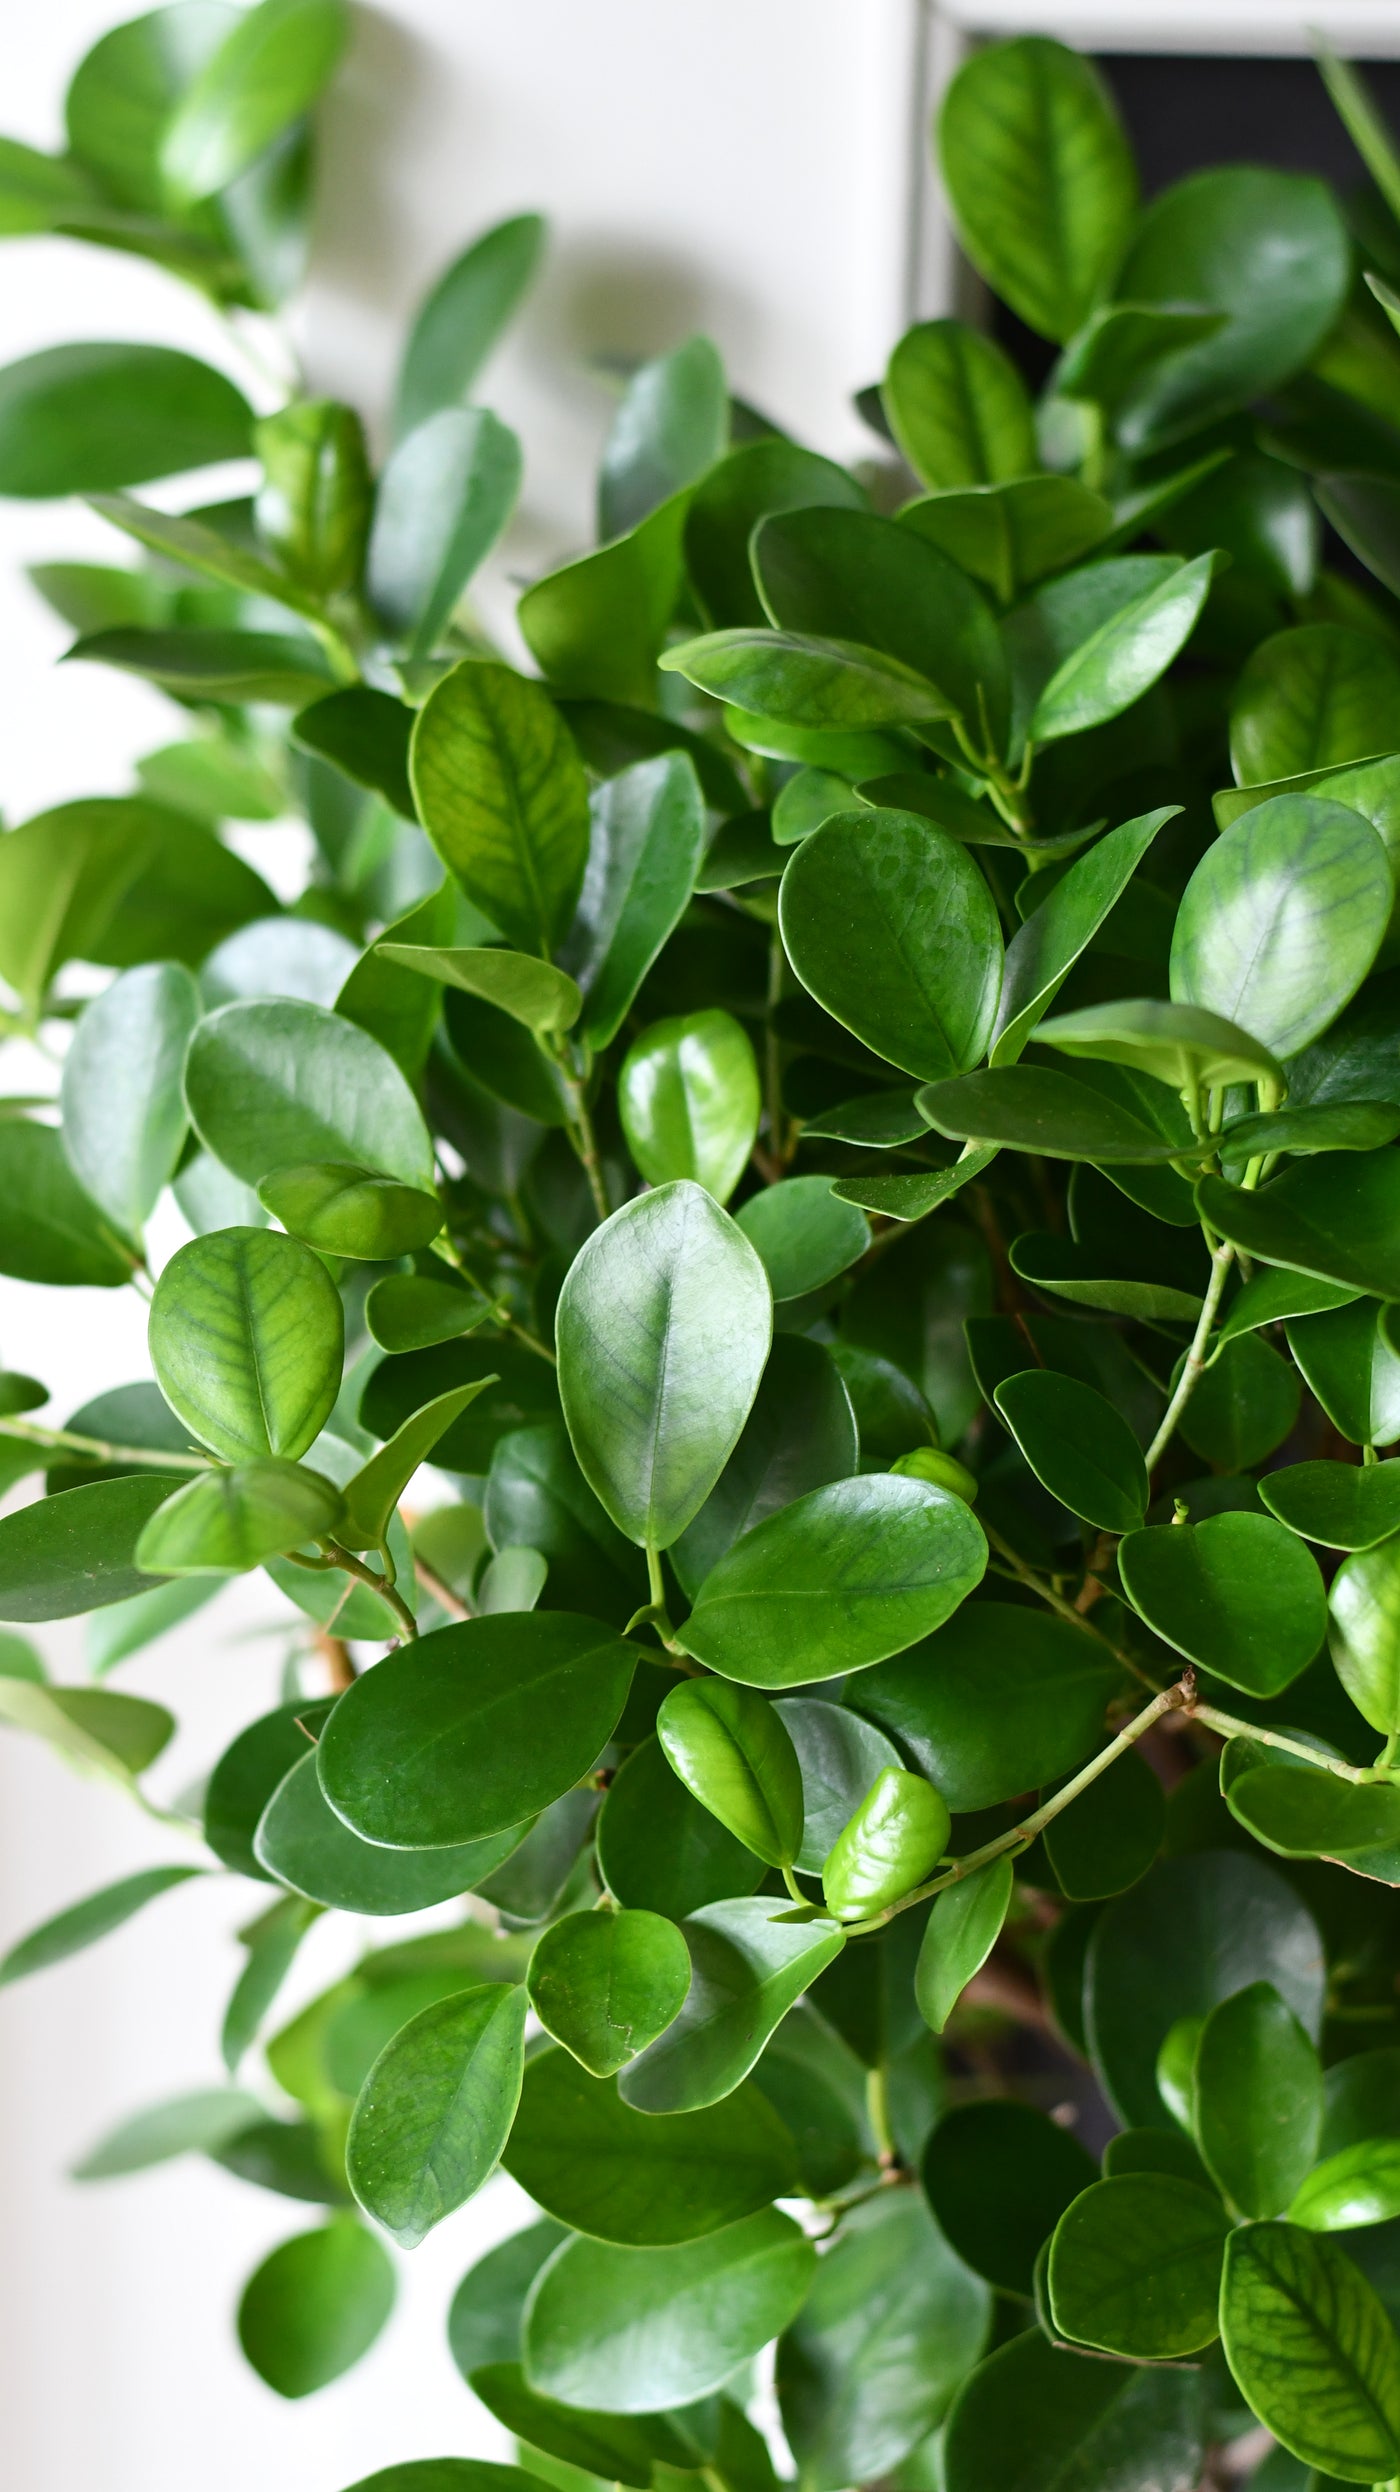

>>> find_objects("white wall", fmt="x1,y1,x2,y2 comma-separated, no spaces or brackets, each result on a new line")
0,6,925,2487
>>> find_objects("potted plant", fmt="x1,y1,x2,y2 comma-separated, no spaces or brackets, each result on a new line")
2,9,1400,2486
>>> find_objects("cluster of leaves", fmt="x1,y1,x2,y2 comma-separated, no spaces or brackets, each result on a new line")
11,12,1400,2489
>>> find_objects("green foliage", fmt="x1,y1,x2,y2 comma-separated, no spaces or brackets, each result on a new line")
8,23,1400,2488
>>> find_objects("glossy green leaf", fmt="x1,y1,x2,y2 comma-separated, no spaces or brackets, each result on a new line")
779,810,1002,1082
293,686,415,818
1171,797,1391,1060
684,438,867,628
1220,1101,1400,1181
660,629,953,732
1224,1760,1400,1863
1085,1852,1325,2129
938,37,1135,342
672,1335,857,1601
447,2219,566,2375
1112,167,1350,447
734,1178,868,1302
1261,1461,1400,1553
1042,1745,1165,1903
393,211,545,439
617,1011,760,1203
1179,1332,1300,1471
1221,2223,1400,2483
924,2098,1097,2297
340,1382,496,1552
1231,626,1400,788
362,1339,559,1477
258,1162,443,1260
1195,1981,1323,2218
0,342,252,496
522,2209,815,2415
1037,997,1282,1096
67,624,335,706
0,1863,200,1988
160,0,346,201
134,1457,341,1575
920,1063,1197,1163
599,335,727,541
1118,1513,1326,1696
619,1896,845,2115
318,1613,633,1846
202,916,359,1011
1286,1300,1400,1451
525,1912,691,2080
901,476,1112,607
365,1274,488,1356
856,1604,1118,1813
991,809,1174,1064
368,408,521,655
467,2365,691,2487
347,1982,526,2247
0,1120,133,1289
883,318,1035,490
185,997,435,1189
774,1698,902,1878
777,2191,990,2492
1055,303,1226,439
941,2326,1204,2492
597,1735,763,1920
0,1475,190,1622
823,1766,950,1921
255,1750,521,1914
253,395,369,596
1217,1265,1360,1344
995,1369,1147,1534
238,2215,394,2399
1030,553,1217,745
149,1227,342,1464
1292,2142,1400,2234
485,1422,644,1628
914,1855,1014,2034
830,1153,998,1224
1198,1156,1400,1302
556,1181,771,1550
657,1679,804,1868
1047,2173,1229,2358
504,2046,796,2246
411,660,590,956
204,1696,336,1882
1329,1540,1400,1736
59,961,199,1239
677,1474,986,1688
562,753,706,1050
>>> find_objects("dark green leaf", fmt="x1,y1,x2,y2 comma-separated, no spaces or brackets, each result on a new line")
883,318,1035,490
255,1750,523,1914
0,1863,200,1987
0,1475,189,1622
186,996,435,1188
447,2219,566,2374
597,1735,763,1919
368,409,521,655
563,754,706,1051
485,1422,644,1627
995,1369,1147,1534
1231,626,1400,788
504,2046,796,2245
393,212,546,439
1030,553,1217,746
1285,1301,1400,1451
920,1064,1200,1163
901,476,1112,606
522,492,690,708
599,336,727,541
365,1274,488,1356
237,2216,394,2398
149,1226,342,1463
914,1854,1014,2033
855,1605,1119,1812
1195,1981,1323,2217
410,660,590,956
942,2327,1204,2492
556,1181,771,1550
67,624,336,705
467,2365,689,2489
660,629,953,732
204,1696,337,1881
0,342,252,495
775,1698,902,1876
1118,1514,1327,1696
925,2100,1097,2297
734,1179,869,1302
1178,1333,1301,1471
1047,2173,1229,2358
317,1613,636,1846
672,1336,857,1602
1262,1462,1400,1553
619,1896,844,2115
340,1382,496,1551
346,1982,526,2246
0,1121,134,1288
684,438,867,628
293,688,415,819
523,2210,815,2415
991,809,1174,1065
525,1912,692,2079
59,961,199,1240
89,487,320,614
617,1012,760,1203
362,1339,560,1476
1221,2223,1400,2482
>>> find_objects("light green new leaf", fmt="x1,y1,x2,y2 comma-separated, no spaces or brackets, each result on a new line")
317,1613,636,1847
657,1679,805,1868
991,809,1174,1064
161,0,348,202
1171,796,1392,1060
677,1474,987,1688
914,1855,1014,2033
135,1458,342,1575
523,2209,815,2415
822,1767,950,1921
59,961,200,1239
1047,2174,1228,2360
339,1380,498,1550
347,1983,526,2248
883,319,1036,489
618,1010,760,1203
1220,2223,1400,2483
598,335,727,541
563,753,706,1051
393,212,546,440
237,2217,395,2400
525,1914,692,2080
0,1863,200,1988
258,1161,444,1260
555,1181,771,1550
780,811,1003,1082
1329,1539,1400,1736
937,37,1136,342
185,997,435,1188
619,1896,844,2116
504,2048,796,2246
149,1227,343,1464
373,944,580,1036
1292,2140,1400,2234
1195,1982,1322,2218
367,407,521,655
410,660,590,956
1029,552,1217,745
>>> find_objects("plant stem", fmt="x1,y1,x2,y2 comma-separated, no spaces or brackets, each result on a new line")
980,1517,1155,1689
1144,1233,1235,1474
765,929,789,1168
781,1863,806,1905
0,1417,211,1475
551,1044,610,1223
432,1234,557,1366
842,1675,1193,1935
307,1540,420,1642
1190,1702,1374,1783
865,2066,898,2168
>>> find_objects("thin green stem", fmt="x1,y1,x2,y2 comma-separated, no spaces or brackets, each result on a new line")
0,1417,210,1475
1144,1233,1235,1474
781,1863,806,1905
765,929,788,1167
841,1675,1192,1936
432,1234,556,1366
552,1047,610,1224
1191,1702,1373,1783
865,2066,897,2168
311,1540,419,1642
980,1516,1155,1689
